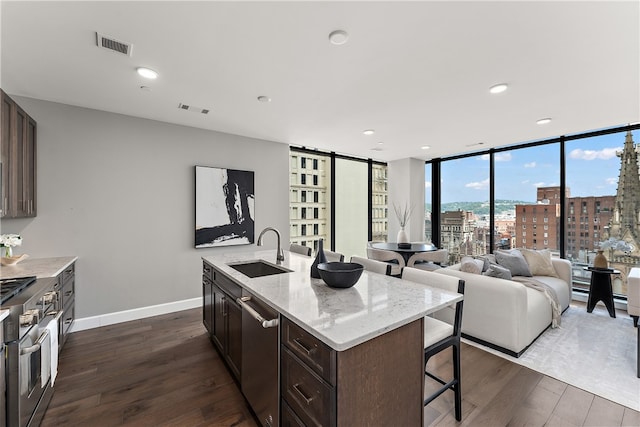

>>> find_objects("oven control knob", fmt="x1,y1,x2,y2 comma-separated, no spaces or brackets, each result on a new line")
19,309,40,327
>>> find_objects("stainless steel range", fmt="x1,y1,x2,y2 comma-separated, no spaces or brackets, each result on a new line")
2,275,62,427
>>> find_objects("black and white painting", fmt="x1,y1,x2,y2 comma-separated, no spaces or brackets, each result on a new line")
195,166,255,248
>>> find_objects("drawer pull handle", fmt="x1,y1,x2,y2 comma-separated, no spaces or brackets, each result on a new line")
237,296,279,328
64,318,73,325
292,338,315,356
292,383,314,405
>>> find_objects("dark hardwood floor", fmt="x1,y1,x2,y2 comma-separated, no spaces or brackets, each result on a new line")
42,307,640,427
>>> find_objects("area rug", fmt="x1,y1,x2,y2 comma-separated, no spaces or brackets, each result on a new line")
463,304,640,411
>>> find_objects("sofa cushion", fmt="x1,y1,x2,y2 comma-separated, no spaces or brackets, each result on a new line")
483,263,512,280
477,254,496,272
495,249,532,277
460,256,483,274
519,248,558,277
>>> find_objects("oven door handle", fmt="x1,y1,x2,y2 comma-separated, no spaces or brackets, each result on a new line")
21,329,50,355
19,311,63,355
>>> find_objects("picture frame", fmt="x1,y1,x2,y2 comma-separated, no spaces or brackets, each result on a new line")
195,166,255,248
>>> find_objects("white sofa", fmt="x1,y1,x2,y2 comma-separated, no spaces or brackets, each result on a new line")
432,257,572,357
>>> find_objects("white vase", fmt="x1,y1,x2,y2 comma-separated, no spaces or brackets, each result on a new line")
397,228,409,244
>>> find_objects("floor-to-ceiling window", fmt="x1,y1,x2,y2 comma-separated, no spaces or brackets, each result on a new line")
371,163,388,243
440,154,490,264
565,129,640,297
290,148,387,257
494,145,561,253
424,163,432,243
428,124,640,299
289,150,331,252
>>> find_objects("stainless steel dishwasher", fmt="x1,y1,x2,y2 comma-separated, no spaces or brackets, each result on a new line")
237,290,279,427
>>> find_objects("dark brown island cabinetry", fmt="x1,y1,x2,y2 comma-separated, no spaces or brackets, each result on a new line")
57,261,76,350
202,262,242,381
280,317,423,427
0,89,36,218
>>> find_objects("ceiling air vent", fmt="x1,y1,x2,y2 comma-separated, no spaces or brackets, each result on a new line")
96,32,132,56
178,103,210,115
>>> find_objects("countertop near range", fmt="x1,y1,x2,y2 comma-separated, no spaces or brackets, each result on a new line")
203,249,462,351
0,256,78,280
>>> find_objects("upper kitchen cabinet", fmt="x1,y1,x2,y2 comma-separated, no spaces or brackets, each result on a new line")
1,89,37,218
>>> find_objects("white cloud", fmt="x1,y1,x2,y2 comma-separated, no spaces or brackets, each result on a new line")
524,162,536,168
521,180,530,184
465,178,490,190
569,147,620,160
533,182,546,187
605,177,617,185
494,152,512,162
480,154,489,161
425,181,432,188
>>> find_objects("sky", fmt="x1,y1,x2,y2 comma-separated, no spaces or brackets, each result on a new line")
429,129,637,204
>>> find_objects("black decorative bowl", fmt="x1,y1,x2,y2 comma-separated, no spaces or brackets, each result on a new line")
317,262,364,288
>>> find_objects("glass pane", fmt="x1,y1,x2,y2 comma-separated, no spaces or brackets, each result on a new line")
425,163,432,243
371,164,388,243
565,129,640,297
289,151,332,253
440,155,489,264
494,145,560,253
335,158,369,258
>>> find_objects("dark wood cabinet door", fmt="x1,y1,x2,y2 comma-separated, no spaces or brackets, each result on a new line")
202,277,213,334
212,288,226,352
0,90,36,218
225,299,242,381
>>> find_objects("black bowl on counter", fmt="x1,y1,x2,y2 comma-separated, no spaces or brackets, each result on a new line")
317,262,364,288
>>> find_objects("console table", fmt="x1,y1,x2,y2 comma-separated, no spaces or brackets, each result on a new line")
585,267,619,318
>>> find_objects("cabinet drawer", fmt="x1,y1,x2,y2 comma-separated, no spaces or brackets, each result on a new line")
61,263,75,284
281,399,306,427
282,317,336,385
202,262,213,281
61,276,75,306
62,300,75,336
281,348,335,427
212,268,242,300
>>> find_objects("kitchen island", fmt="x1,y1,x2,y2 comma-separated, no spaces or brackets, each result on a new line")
202,249,462,426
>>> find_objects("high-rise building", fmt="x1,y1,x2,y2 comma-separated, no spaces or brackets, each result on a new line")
289,152,330,252
371,164,388,242
515,188,562,251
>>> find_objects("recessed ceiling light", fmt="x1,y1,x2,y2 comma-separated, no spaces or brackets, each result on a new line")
136,67,158,79
489,83,508,94
421,145,431,150
329,30,349,45
377,141,384,145
536,118,552,125
257,96,271,103
363,129,375,135
139,86,151,92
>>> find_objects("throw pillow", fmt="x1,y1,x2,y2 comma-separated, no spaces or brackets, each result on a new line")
494,249,532,277
460,256,484,274
476,254,497,272
482,263,512,280
519,248,558,277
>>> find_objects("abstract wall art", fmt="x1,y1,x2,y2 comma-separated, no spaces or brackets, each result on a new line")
195,166,255,248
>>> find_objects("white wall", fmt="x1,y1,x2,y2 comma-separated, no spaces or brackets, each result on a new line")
388,158,425,242
1,96,290,320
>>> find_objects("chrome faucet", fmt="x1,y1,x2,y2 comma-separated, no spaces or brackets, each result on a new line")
257,227,285,264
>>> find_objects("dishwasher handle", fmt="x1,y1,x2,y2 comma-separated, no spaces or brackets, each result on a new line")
237,296,279,329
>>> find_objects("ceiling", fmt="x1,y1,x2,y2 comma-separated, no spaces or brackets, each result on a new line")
1,1,638,162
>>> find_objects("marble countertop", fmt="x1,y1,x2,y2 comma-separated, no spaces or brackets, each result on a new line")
0,256,77,279
203,249,462,351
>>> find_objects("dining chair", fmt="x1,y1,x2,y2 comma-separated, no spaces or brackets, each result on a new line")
324,249,345,262
289,243,311,256
350,256,392,275
401,267,465,421
366,247,405,276
407,249,449,271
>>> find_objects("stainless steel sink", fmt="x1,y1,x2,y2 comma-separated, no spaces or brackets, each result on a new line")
228,260,292,278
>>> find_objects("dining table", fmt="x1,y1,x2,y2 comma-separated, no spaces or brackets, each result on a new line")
371,242,437,264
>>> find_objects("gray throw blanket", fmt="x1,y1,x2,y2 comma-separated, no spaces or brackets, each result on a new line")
512,276,562,328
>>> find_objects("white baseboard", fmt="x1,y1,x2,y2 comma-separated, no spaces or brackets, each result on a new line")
70,297,201,333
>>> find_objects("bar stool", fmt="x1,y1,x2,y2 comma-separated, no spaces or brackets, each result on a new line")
402,267,465,421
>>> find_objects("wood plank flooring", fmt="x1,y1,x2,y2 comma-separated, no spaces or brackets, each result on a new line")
41,308,640,427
